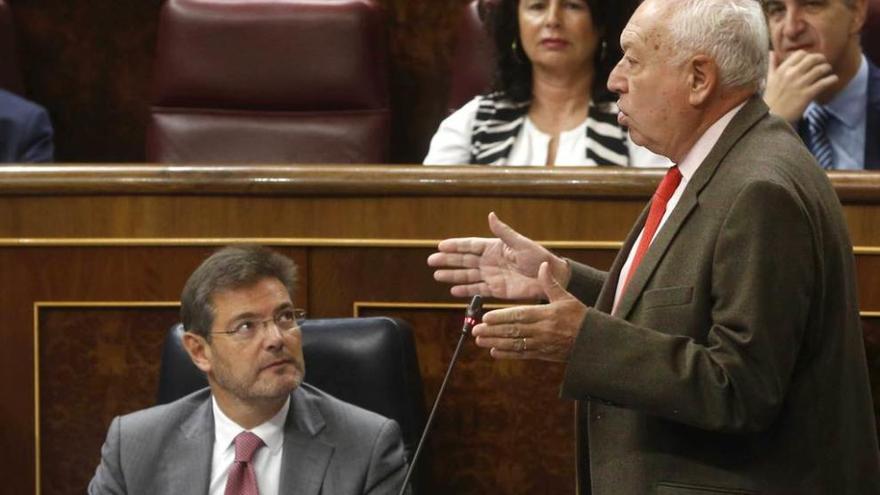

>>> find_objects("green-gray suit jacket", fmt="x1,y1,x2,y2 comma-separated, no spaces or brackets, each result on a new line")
562,97,880,494
88,383,407,495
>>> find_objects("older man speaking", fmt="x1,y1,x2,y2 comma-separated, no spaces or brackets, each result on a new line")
427,0,880,493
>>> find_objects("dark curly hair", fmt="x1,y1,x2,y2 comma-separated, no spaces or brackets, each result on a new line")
487,0,640,103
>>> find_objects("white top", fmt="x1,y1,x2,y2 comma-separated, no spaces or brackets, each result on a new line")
612,102,748,313
423,96,670,167
209,396,290,495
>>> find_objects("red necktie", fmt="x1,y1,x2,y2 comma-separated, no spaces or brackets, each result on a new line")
619,166,682,295
225,431,264,495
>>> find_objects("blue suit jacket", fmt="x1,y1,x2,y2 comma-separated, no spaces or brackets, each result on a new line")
797,59,880,170
0,88,53,163
866,59,880,169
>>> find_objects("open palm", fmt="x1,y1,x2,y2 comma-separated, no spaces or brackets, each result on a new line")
427,212,563,300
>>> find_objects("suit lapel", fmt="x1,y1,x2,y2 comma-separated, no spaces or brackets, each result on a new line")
161,395,214,494
611,96,769,319
279,388,334,495
595,204,649,313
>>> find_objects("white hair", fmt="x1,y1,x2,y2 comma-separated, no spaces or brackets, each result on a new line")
664,0,769,92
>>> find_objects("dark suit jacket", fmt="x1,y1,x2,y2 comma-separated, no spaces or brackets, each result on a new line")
88,383,408,495
797,58,880,170
0,88,53,163
866,59,880,169
561,96,880,494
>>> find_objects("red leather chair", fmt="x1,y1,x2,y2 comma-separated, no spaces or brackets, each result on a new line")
865,0,880,66
0,0,23,94
446,0,495,113
147,0,390,164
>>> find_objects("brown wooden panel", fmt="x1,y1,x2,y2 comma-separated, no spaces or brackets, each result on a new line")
37,306,179,495
863,315,880,438
0,167,877,494
857,255,880,311
307,247,621,318
359,305,576,495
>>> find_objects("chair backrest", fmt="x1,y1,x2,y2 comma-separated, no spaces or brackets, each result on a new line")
865,0,880,66
146,0,390,164
0,0,23,94
446,0,495,113
157,317,426,473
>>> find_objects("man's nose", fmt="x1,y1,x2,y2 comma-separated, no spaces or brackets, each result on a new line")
607,60,626,94
781,7,805,39
260,320,286,348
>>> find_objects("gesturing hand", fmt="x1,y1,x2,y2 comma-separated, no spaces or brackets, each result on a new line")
471,262,588,362
764,50,838,124
427,212,570,300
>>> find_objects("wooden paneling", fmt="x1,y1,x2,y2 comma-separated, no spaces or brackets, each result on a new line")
0,166,877,494
37,306,179,495
359,305,576,494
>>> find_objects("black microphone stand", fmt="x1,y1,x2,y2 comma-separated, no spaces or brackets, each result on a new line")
397,295,482,495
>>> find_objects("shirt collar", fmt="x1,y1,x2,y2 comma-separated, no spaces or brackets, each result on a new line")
676,101,747,182
212,394,290,456
816,54,868,129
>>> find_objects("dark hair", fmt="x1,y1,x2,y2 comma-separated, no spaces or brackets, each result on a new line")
180,244,298,338
487,0,640,103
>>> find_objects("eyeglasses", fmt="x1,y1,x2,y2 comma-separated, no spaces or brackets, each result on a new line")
212,308,306,341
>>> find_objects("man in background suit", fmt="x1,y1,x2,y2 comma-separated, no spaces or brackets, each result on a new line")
761,0,880,169
428,0,880,492
0,88,53,162
89,245,407,495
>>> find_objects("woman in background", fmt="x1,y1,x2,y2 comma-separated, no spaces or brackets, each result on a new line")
424,0,667,167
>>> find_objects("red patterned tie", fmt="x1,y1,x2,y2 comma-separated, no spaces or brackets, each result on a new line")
224,431,264,495
619,166,682,295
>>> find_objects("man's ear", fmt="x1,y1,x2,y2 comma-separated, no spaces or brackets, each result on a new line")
182,331,213,374
687,54,717,106
850,0,868,35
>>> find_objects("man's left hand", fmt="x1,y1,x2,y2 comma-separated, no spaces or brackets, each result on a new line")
472,262,588,362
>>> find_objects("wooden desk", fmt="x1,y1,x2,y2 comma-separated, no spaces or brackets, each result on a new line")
1,165,877,495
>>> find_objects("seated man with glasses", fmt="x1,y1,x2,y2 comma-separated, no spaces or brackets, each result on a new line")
88,244,408,495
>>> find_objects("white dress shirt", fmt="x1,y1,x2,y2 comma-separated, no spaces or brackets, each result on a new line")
612,102,748,313
423,96,671,167
209,396,290,495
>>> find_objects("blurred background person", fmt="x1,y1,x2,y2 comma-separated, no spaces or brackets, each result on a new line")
424,0,668,167
761,0,879,169
0,87,53,163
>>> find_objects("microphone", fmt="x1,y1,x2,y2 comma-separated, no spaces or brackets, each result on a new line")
397,295,483,495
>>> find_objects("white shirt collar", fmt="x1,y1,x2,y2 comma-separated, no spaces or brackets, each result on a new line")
212,394,290,456
675,101,748,181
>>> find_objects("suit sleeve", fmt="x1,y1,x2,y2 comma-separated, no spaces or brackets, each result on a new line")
20,105,54,163
566,260,608,306
88,416,128,495
363,419,408,495
562,180,815,433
